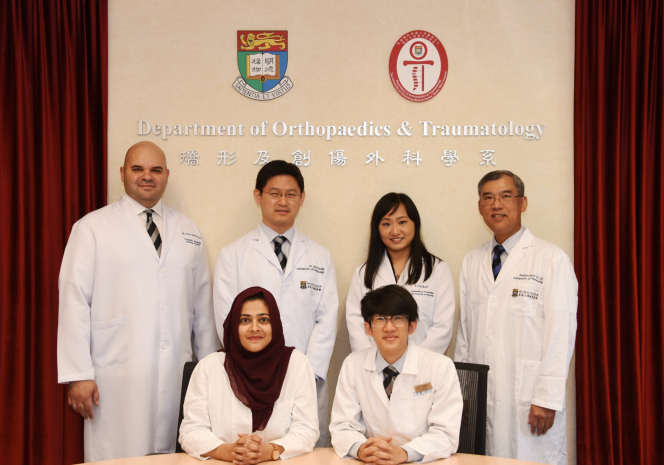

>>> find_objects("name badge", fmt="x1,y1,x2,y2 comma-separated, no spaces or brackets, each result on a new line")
414,382,433,394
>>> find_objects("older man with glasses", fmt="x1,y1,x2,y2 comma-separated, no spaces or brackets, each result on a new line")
454,170,578,465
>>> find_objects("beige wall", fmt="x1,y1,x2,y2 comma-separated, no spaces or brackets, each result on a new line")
108,1,576,462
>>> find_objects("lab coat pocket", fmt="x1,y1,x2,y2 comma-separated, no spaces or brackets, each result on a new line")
508,284,541,318
91,316,130,366
515,359,541,404
264,398,294,438
408,393,434,437
298,279,323,307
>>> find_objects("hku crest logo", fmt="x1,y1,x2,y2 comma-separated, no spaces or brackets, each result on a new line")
389,30,448,102
232,31,293,101
300,281,307,289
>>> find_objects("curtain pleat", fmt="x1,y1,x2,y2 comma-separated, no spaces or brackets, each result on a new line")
0,1,107,464
574,1,664,464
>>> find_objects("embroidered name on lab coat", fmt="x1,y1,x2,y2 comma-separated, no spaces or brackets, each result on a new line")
296,265,325,274
513,273,543,284
182,232,201,246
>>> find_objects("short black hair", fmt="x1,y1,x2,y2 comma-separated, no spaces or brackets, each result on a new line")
360,285,419,325
255,160,305,193
477,170,525,197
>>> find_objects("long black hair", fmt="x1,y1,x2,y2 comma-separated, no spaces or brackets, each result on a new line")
363,193,440,289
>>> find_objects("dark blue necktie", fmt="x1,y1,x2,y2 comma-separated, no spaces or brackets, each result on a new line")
492,244,505,280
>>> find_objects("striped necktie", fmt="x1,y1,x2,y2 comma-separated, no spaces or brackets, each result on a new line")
492,244,505,280
273,235,288,270
144,209,162,257
383,365,399,399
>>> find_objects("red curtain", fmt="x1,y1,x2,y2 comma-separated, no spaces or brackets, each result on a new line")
575,1,664,464
0,1,107,464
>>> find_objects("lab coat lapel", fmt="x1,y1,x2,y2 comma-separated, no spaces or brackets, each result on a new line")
116,196,159,262
158,206,178,264
481,242,494,284
283,227,305,279
392,344,419,396
494,228,534,287
252,225,283,272
376,252,397,286
363,347,390,409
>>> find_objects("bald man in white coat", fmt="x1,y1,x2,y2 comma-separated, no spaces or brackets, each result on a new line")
454,171,577,465
57,142,220,461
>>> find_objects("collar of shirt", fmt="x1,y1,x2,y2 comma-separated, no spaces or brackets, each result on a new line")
492,224,525,258
122,193,164,233
260,222,295,258
375,343,409,375
260,222,295,243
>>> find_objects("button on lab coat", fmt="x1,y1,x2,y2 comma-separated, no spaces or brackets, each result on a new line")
213,225,338,379
346,253,455,354
454,228,577,465
57,195,220,461
179,350,319,460
330,344,462,463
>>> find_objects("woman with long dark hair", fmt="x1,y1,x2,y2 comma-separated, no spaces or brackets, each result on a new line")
179,287,319,462
345,193,455,353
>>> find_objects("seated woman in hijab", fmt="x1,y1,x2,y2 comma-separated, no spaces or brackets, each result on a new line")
179,287,319,462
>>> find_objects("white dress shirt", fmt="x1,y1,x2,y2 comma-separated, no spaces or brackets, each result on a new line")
122,193,164,236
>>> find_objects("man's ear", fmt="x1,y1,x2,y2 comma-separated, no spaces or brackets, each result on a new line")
408,320,418,335
364,321,373,337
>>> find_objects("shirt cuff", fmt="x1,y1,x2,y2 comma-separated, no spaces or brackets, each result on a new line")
348,441,364,459
402,445,424,462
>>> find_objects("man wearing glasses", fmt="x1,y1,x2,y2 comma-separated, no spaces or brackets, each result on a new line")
454,170,577,465
330,285,463,464
213,160,338,446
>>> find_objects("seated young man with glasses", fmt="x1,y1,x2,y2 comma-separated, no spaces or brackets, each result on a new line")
330,285,463,463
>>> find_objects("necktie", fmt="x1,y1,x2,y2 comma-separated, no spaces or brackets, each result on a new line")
492,244,505,280
383,365,399,399
144,209,162,257
273,235,288,270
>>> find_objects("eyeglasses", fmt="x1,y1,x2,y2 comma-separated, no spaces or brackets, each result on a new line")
479,194,523,205
371,315,409,327
262,191,301,201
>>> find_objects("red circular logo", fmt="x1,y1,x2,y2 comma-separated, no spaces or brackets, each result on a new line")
389,30,448,102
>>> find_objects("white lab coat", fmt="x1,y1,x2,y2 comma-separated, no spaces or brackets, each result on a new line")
213,224,338,380
57,195,220,462
346,253,455,353
179,350,319,460
454,228,577,465
330,344,463,463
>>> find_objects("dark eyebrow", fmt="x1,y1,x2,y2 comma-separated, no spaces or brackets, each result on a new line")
130,165,164,170
240,313,270,317
481,189,514,196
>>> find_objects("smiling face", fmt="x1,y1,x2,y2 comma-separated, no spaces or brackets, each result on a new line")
378,203,416,255
365,315,417,364
120,141,169,208
478,175,528,244
253,175,305,234
237,299,273,352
